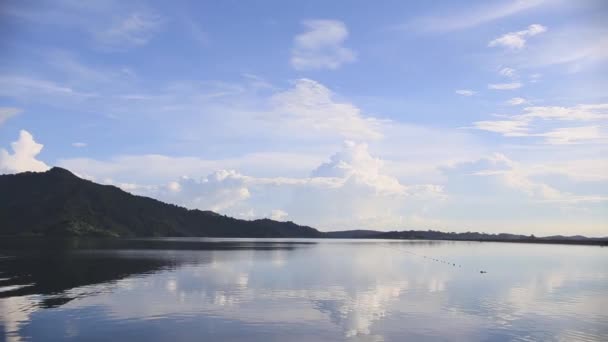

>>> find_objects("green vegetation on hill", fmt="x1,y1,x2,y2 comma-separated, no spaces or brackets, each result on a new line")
0,167,322,238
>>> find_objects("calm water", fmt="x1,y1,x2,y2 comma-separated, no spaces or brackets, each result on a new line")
0,238,606,341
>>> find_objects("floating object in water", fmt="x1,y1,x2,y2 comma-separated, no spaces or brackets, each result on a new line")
480,270,487,274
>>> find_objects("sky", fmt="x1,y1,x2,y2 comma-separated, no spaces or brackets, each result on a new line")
0,0,607,236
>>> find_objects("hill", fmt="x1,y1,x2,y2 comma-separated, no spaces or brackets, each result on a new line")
0,167,322,238
1,168,605,245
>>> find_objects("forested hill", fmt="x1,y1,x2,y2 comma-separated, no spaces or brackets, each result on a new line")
0,167,322,238
1,168,605,245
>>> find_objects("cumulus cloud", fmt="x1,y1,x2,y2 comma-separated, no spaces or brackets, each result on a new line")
488,24,547,49
455,89,475,96
0,107,21,126
488,82,522,90
291,20,356,70
166,170,251,212
99,141,444,230
0,130,50,174
270,209,289,221
270,79,383,140
311,141,407,196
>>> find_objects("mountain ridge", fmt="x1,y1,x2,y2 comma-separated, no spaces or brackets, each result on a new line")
1,167,606,245
0,167,321,238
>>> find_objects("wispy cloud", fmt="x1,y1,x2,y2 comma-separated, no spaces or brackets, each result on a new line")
538,126,602,145
488,82,522,90
291,20,356,70
0,75,97,99
521,104,608,121
516,26,608,70
1,2,165,50
0,107,21,126
472,119,529,136
499,67,517,78
72,142,88,148
489,24,547,49
410,0,547,32
455,89,476,96
507,97,527,105
471,103,608,144
97,11,164,48
183,18,208,46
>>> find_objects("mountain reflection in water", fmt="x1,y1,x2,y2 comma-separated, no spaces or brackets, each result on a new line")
0,238,606,342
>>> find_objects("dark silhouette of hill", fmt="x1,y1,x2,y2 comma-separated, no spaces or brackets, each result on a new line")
0,168,605,245
324,230,381,238
0,167,322,238
361,230,607,245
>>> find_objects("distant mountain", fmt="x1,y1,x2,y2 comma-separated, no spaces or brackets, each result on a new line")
0,168,605,245
324,230,381,238
0,167,322,238
359,230,607,245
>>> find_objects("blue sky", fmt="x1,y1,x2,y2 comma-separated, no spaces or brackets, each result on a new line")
1,0,607,235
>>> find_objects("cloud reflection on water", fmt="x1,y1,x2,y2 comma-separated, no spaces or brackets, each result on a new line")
1,239,607,341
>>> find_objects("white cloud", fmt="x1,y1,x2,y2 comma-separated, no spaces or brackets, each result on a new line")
499,67,517,78
311,141,408,196
488,82,522,90
466,153,562,200
529,159,608,182
471,103,608,144
69,141,444,230
514,26,608,70
455,89,476,96
472,119,529,136
0,130,50,174
489,24,547,50
270,79,383,140
0,76,93,98
538,126,602,145
97,11,163,48
165,170,252,212
507,97,527,105
270,209,289,221
72,142,87,148
412,0,547,32
0,107,21,125
444,153,606,204
520,104,608,121
291,20,356,70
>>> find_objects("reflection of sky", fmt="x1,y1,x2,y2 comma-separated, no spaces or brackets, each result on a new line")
1,240,607,341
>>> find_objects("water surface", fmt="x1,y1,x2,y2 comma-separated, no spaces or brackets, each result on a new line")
0,238,606,341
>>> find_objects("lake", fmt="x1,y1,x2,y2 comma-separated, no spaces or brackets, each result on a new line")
0,238,606,341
